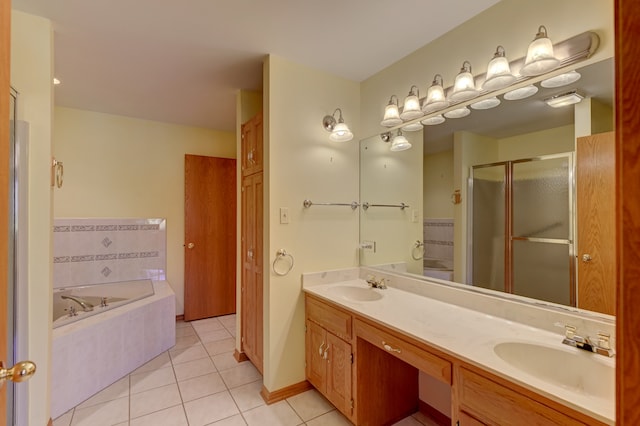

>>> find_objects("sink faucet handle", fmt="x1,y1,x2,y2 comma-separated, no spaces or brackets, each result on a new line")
597,332,611,350
564,324,576,339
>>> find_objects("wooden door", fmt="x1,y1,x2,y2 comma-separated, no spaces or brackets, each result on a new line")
241,172,263,372
305,320,326,391
184,155,236,321
576,132,616,315
325,333,352,415
241,112,263,177
1,0,10,421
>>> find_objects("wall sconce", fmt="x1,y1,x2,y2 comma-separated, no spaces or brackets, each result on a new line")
381,130,412,152
399,85,423,120
380,95,402,127
322,108,353,142
544,90,584,108
520,25,560,77
422,74,449,113
450,61,478,102
482,46,516,91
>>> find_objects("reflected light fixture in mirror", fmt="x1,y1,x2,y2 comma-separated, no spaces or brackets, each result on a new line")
421,114,445,126
541,70,581,88
400,85,423,120
402,121,424,132
520,25,560,77
449,61,479,102
381,95,403,127
322,108,354,142
503,84,539,100
544,90,584,108
390,129,412,152
422,74,449,113
482,46,517,91
444,106,471,119
470,96,501,110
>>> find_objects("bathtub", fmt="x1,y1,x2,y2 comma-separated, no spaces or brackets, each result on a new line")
51,280,175,419
423,258,454,281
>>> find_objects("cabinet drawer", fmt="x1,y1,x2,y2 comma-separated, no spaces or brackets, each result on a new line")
354,319,451,384
459,367,586,425
306,296,352,341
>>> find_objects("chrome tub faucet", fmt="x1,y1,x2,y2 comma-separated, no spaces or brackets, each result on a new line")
61,295,94,312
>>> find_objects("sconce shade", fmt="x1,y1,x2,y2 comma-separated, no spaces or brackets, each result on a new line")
541,70,581,88
520,26,560,77
323,108,353,142
444,107,470,119
503,84,538,100
390,130,412,152
450,61,478,102
421,115,445,126
401,122,423,132
422,74,449,113
381,95,402,127
400,86,423,120
482,46,517,91
471,97,500,110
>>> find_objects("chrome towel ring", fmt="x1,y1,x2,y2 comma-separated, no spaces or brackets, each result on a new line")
411,240,425,260
272,249,294,276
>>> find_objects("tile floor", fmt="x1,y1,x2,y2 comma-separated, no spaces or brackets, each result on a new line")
53,315,438,426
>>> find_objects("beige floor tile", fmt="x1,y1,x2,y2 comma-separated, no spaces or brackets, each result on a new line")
76,376,129,409
53,409,73,426
212,351,244,371
392,416,425,426
411,411,442,426
169,343,209,365
130,366,176,394
219,362,262,389
183,391,240,426
192,318,225,334
176,325,197,338
177,372,227,402
70,396,129,426
304,410,351,426
217,314,236,329
175,321,192,329
198,328,232,344
129,383,182,419
204,338,236,356
228,380,265,411
173,334,201,350
129,404,188,426
173,357,217,381
242,401,303,426
132,352,172,374
209,413,247,425
286,389,334,421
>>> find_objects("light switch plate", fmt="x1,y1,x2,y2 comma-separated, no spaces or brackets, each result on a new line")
280,207,289,224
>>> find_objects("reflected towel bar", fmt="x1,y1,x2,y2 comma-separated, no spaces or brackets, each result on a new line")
362,202,410,210
303,199,360,210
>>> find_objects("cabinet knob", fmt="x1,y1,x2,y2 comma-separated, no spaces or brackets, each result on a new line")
582,253,592,263
382,341,401,354
187,242,195,249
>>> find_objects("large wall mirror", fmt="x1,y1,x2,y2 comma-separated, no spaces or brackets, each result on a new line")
359,56,615,316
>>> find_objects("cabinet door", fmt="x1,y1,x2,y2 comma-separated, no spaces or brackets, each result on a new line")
306,320,327,391
459,411,486,426
241,112,263,176
325,333,352,416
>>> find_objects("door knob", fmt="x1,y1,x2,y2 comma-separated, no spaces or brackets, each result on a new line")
0,361,36,387
582,254,592,263
187,243,195,249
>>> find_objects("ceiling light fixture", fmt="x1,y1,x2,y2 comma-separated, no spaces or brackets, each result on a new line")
544,90,584,108
482,46,517,91
503,85,539,101
380,95,402,127
422,74,449,113
450,61,479,102
520,26,560,77
322,108,354,142
421,115,446,126
541,70,582,88
399,85,423,120
390,129,412,152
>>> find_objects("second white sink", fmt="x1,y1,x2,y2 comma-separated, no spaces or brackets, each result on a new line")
328,285,383,302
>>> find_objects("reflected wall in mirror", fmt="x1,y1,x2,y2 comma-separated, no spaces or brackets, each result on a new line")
359,58,615,315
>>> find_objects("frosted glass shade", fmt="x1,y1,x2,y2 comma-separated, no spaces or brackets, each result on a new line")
450,63,478,102
421,115,445,126
381,103,402,127
400,93,423,120
329,122,353,142
483,56,516,91
401,122,423,132
520,27,560,76
422,84,448,113
444,107,470,119
390,133,412,151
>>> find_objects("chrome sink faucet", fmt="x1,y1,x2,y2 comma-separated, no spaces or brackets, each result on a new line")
366,275,387,289
61,295,94,312
562,325,615,357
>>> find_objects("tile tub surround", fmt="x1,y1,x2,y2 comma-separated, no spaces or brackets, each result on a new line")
302,268,615,424
423,218,453,262
51,281,176,419
53,218,167,288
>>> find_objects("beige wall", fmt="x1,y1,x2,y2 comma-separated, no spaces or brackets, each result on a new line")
424,150,454,219
11,10,54,426
53,107,236,315
263,55,360,391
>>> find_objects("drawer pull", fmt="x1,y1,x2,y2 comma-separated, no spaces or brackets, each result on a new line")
318,342,326,356
382,341,401,354
323,345,330,360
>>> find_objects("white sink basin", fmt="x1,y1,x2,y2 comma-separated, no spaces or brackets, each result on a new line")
494,342,614,399
328,285,383,302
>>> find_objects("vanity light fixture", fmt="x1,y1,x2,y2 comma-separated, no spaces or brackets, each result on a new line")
450,61,479,102
503,84,539,101
399,85,424,120
380,95,403,127
444,106,471,119
544,90,584,108
482,46,517,91
322,108,354,142
520,26,560,77
470,97,501,110
390,129,412,152
401,121,424,132
422,74,449,113
541,70,582,88
421,114,445,126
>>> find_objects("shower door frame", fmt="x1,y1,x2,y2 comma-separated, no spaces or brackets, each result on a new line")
467,152,576,305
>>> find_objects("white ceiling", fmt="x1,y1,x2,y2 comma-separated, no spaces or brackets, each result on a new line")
12,0,501,131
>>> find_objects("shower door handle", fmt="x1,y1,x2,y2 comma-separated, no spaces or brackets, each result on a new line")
0,360,36,389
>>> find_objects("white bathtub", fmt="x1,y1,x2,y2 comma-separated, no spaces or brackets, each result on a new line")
51,280,176,419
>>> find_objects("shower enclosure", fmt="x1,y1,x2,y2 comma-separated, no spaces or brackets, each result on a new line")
468,153,574,306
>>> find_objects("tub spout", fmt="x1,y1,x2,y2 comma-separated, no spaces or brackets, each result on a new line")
61,295,94,312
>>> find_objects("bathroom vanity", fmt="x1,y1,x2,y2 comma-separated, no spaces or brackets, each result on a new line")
303,269,614,425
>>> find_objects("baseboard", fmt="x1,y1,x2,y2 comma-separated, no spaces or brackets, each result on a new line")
418,400,450,426
176,314,185,321
233,349,249,362
260,380,313,405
